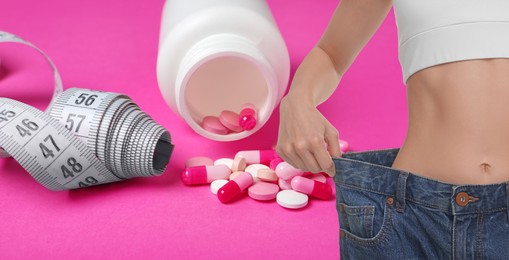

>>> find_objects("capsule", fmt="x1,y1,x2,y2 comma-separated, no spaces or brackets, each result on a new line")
235,150,277,165
291,176,332,200
217,172,254,203
239,103,257,130
269,157,284,170
275,161,304,180
181,165,231,185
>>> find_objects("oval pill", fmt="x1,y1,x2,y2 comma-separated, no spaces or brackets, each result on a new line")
275,161,304,180
219,110,243,132
214,158,234,170
235,150,277,165
202,116,229,135
257,168,278,183
245,163,269,182
248,182,280,201
185,156,214,168
231,156,247,172
210,179,229,195
291,176,332,200
217,172,254,203
181,165,231,185
276,190,308,209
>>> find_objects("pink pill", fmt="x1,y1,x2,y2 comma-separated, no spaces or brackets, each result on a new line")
269,157,284,170
308,173,327,183
185,156,214,168
291,176,332,200
219,110,243,132
231,156,247,172
276,162,304,180
339,139,349,153
257,169,278,183
235,150,277,165
248,182,280,201
182,165,231,185
239,103,257,130
278,178,292,190
202,116,229,135
217,172,254,203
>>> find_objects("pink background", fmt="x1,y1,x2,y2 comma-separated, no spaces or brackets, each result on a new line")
0,0,406,259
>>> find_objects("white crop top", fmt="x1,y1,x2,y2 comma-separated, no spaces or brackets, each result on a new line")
393,0,509,84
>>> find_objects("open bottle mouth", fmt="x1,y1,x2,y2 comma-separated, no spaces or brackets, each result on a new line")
180,52,277,141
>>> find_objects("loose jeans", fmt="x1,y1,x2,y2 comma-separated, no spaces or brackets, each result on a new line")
333,148,509,260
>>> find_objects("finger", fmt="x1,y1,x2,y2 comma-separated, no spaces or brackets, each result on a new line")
312,143,335,176
294,141,322,173
276,143,306,171
325,126,342,158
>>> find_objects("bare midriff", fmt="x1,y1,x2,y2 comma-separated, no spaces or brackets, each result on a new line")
391,58,509,185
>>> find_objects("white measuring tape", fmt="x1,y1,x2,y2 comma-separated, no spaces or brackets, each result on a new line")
0,31,174,190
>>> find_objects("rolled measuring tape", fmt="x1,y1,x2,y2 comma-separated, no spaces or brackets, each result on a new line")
0,31,174,191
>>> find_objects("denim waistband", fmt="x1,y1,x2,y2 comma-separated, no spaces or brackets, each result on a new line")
333,148,509,215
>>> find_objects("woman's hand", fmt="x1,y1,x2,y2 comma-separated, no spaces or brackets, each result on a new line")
276,93,342,177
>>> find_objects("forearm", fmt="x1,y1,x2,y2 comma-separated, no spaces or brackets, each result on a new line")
286,46,341,107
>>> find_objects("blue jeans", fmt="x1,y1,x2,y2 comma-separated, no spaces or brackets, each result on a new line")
333,148,509,260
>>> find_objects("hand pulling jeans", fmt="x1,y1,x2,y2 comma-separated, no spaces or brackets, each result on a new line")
333,148,509,260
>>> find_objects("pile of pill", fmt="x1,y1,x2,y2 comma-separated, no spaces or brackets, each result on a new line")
201,103,257,135
182,140,349,209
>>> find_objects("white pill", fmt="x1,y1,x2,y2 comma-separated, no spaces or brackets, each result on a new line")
276,190,309,209
210,179,229,195
245,164,269,183
214,158,234,170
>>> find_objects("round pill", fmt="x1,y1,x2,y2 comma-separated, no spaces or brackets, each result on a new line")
308,173,327,183
248,182,280,201
257,168,278,183
278,178,292,190
210,179,229,195
202,116,229,135
231,156,247,172
214,158,234,170
185,156,214,168
229,171,243,181
276,190,308,209
219,110,243,132
245,164,269,182
239,103,257,130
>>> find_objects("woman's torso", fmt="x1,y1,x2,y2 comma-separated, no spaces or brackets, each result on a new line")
392,58,509,185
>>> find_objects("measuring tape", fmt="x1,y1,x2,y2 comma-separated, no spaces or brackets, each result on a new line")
0,31,174,191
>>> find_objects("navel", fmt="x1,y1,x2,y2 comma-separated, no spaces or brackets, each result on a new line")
480,162,492,173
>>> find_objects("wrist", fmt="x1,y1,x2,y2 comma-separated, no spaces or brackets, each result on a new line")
285,89,317,107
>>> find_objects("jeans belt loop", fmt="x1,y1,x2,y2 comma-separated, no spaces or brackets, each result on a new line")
396,172,409,213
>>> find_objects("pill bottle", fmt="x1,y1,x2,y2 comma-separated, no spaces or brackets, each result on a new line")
157,0,290,141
